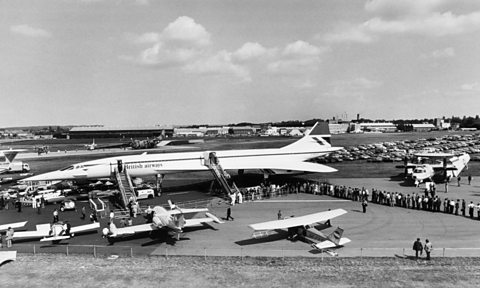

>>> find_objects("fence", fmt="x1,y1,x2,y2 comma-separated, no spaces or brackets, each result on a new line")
5,244,480,259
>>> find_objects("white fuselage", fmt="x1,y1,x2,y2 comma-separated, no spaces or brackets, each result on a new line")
23,147,336,182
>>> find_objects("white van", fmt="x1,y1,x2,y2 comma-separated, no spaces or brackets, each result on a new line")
136,188,155,200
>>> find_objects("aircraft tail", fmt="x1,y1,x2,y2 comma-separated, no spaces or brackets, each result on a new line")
280,122,332,151
326,227,344,245
2,150,20,163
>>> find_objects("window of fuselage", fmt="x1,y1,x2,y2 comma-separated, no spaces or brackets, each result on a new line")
60,166,74,171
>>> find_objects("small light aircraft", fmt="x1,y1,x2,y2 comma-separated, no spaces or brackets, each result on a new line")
12,221,100,243
85,139,98,150
396,152,470,186
102,200,223,243
248,209,350,254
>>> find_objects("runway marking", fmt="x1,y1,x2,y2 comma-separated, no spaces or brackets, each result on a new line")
254,200,350,203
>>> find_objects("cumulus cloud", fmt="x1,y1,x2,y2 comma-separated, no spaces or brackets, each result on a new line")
324,0,480,43
184,51,251,82
10,25,51,38
422,47,455,59
129,18,325,84
267,41,324,75
232,42,273,61
460,82,480,91
134,16,211,66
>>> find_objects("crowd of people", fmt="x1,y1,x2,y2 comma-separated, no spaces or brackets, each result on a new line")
226,178,480,223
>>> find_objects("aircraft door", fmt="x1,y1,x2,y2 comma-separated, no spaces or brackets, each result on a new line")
117,159,123,173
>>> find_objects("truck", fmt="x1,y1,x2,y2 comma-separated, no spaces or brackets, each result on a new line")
0,162,30,174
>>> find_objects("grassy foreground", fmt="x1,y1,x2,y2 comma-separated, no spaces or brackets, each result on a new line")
2,254,480,288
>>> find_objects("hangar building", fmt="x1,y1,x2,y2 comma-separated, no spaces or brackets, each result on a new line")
68,126,174,139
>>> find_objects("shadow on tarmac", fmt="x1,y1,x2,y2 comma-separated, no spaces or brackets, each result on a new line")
235,230,288,246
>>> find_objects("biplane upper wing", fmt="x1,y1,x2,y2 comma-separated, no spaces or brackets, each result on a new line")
249,209,347,231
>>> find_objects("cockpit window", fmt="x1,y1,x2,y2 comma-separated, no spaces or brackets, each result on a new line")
60,165,74,171
414,168,425,173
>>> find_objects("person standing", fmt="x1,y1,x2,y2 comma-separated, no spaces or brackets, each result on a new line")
468,201,475,219
424,239,433,260
277,210,282,220
81,206,86,220
461,199,466,217
226,207,234,221
6,227,14,248
468,175,472,185
362,199,368,213
457,176,461,187
53,209,59,223
36,198,41,214
413,238,423,259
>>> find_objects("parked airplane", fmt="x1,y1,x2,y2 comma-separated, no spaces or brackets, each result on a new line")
102,201,223,243
397,152,470,186
0,150,30,174
85,139,98,150
248,209,350,254
12,222,100,243
22,122,341,183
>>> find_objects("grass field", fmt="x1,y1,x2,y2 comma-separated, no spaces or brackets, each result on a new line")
2,254,480,288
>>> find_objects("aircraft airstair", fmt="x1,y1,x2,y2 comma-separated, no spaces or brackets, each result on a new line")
204,152,240,196
113,167,137,209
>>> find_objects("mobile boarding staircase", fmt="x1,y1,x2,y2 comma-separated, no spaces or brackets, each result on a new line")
111,166,137,219
204,152,240,198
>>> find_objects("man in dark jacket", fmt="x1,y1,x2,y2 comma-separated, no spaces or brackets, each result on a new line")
413,238,423,259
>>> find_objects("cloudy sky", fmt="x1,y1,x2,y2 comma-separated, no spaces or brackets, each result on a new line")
1,0,480,127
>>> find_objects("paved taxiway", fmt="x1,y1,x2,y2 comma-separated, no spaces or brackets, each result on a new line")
2,176,480,258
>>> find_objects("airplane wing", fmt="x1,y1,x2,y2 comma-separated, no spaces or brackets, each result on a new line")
168,208,209,216
109,223,155,237
249,209,347,231
183,212,224,227
70,222,100,234
0,221,28,232
40,235,71,242
12,224,51,240
184,218,214,227
313,237,351,250
222,158,337,173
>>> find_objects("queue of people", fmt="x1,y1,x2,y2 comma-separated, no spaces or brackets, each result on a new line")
314,182,480,221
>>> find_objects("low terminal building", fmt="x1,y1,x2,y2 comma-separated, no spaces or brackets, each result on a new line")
349,122,397,133
404,123,436,132
68,126,174,139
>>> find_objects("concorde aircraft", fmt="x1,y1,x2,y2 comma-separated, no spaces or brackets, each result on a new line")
248,209,350,254
102,200,223,244
21,122,341,183
396,152,470,186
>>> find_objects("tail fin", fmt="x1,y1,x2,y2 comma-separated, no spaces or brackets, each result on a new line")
2,150,20,163
326,227,344,245
281,122,332,151
168,200,176,210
